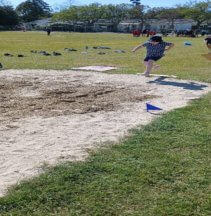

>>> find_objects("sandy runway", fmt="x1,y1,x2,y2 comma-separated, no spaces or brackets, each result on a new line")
0,69,210,196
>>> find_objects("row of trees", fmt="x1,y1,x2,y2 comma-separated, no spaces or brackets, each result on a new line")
0,0,210,31
146,2,211,30
53,1,211,30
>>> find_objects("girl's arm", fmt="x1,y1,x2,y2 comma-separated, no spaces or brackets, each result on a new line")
132,43,145,52
165,43,174,51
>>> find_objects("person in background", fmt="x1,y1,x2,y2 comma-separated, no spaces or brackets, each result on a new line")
204,35,211,53
47,28,51,36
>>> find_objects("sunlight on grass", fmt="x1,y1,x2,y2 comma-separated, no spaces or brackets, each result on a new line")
0,93,210,215
0,31,210,82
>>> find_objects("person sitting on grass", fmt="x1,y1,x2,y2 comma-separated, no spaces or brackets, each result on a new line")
132,35,174,77
204,35,211,53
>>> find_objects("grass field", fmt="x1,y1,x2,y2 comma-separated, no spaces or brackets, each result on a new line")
0,31,210,82
0,32,210,216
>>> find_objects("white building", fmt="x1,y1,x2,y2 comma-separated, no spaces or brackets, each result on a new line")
117,20,142,32
117,19,197,33
23,18,52,30
146,19,196,31
173,19,196,31
93,19,116,32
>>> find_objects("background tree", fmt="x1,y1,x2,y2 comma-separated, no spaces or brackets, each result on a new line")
16,0,51,22
53,5,80,23
156,7,185,30
33,0,51,15
128,3,149,30
53,3,131,25
78,3,103,24
52,1,211,33
145,7,163,19
182,1,211,29
101,4,131,25
0,5,19,26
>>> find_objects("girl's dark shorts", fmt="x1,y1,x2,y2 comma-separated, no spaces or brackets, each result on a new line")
144,56,162,62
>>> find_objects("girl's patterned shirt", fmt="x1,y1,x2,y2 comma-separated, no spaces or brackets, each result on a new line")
143,41,172,57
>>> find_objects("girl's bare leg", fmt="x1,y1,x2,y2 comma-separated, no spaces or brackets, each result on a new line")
143,60,154,76
142,61,148,75
153,64,160,70
143,61,148,75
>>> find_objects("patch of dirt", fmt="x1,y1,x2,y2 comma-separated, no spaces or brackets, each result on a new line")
0,78,154,123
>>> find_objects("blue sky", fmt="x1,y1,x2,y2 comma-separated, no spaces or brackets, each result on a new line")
11,0,199,9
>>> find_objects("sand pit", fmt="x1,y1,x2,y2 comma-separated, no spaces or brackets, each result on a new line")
0,69,210,196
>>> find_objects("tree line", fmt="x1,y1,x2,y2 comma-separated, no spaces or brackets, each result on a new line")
0,0,210,31
0,0,51,27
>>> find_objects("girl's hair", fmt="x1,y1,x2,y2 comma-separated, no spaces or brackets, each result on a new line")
149,36,163,43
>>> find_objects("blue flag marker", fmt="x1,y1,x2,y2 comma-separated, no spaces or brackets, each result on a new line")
184,41,192,46
146,103,162,112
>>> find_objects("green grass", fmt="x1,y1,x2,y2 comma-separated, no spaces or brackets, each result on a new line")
0,32,211,215
0,31,210,82
0,93,210,216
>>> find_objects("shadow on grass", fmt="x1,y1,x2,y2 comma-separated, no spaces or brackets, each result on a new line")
148,77,208,90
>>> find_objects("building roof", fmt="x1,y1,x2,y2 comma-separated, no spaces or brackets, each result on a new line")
25,18,52,26
120,19,197,25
